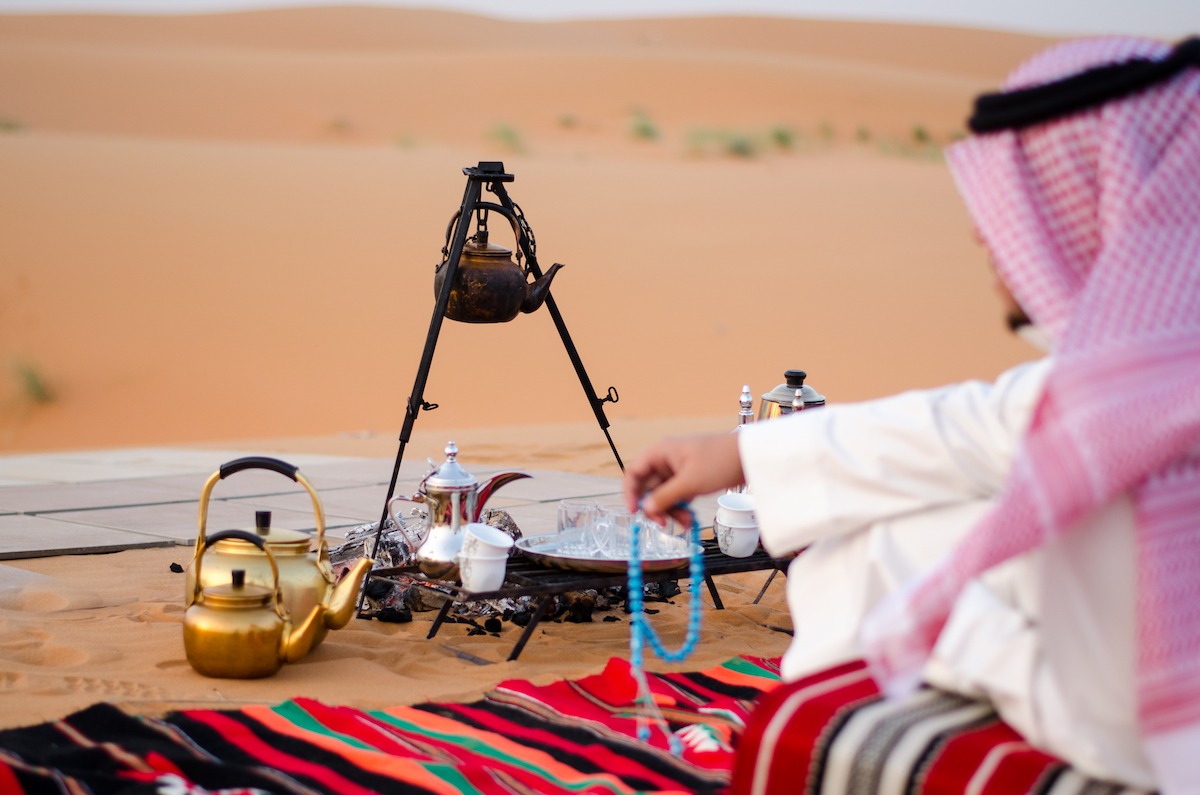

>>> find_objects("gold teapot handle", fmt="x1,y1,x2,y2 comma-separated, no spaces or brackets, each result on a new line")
193,529,286,620
195,456,327,554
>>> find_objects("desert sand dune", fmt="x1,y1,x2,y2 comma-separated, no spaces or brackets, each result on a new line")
0,7,1067,730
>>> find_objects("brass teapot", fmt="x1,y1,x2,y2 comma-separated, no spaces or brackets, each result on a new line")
186,456,373,648
434,207,563,323
387,442,529,580
183,530,322,679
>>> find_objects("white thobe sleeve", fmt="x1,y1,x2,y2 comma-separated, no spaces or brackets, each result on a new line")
738,358,1051,557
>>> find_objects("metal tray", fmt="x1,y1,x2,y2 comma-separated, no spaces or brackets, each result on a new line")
514,532,699,574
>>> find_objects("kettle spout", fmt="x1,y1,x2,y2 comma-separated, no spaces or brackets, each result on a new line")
473,472,532,521
283,604,325,664
520,262,564,314
323,557,374,631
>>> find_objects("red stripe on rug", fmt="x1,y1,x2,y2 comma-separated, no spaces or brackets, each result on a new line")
186,710,382,795
0,762,24,795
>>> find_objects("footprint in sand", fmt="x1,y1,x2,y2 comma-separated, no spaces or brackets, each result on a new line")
154,658,192,671
0,627,89,667
0,670,28,691
35,675,168,699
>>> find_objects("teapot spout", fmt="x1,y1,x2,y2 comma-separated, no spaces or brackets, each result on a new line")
283,604,324,664
323,557,374,630
520,262,564,314
473,471,532,521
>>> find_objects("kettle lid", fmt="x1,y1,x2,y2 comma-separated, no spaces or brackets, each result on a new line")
252,510,309,547
464,239,514,258
202,568,274,607
424,442,477,491
464,229,514,258
213,510,310,552
762,369,826,407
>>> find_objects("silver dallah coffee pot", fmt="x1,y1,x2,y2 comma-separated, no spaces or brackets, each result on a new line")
758,369,825,420
387,442,529,580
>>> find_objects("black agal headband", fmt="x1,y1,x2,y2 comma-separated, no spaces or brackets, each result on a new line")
969,36,1200,133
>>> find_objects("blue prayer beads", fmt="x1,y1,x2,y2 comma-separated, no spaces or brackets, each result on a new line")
627,505,705,752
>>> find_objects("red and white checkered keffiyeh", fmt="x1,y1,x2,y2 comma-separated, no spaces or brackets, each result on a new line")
862,35,1200,775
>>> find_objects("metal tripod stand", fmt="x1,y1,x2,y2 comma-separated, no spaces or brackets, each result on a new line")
358,162,623,614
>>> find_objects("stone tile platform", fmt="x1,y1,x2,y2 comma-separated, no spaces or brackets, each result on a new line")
0,447,719,578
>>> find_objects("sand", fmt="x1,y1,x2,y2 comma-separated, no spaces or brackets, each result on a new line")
0,7,1058,730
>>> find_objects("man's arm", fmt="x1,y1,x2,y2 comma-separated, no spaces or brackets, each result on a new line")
741,359,1051,556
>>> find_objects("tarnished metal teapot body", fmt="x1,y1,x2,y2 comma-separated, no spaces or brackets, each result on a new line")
183,530,321,679
186,457,373,649
434,208,562,324
388,442,529,580
759,369,826,420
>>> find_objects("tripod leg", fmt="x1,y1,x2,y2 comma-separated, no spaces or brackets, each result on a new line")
543,292,624,471
357,177,484,617
489,183,624,472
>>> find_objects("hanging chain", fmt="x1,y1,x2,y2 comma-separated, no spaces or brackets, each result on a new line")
487,183,538,275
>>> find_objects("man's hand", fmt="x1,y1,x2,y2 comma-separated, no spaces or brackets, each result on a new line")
622,433,745,525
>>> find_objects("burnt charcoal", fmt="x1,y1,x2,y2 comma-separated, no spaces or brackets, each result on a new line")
169,562,184,573
483,617,502,633
643,608,660,615
467,626,487,636
480,509,522,547
375,606,412,624
593,588,621,611
562,591,595,623
603,615,622,622
510,606,533,627
406,584,451,613
548,595,570,621
364,578,393,600
328,516,422,571
645,580,681,601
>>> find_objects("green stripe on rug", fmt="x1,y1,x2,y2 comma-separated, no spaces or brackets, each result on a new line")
370,710,634,795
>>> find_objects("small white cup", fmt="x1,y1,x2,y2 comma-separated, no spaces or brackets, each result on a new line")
715,492,757,527
456,551,507,592
714,492,759,557
461,522,515,559
715,521,759,557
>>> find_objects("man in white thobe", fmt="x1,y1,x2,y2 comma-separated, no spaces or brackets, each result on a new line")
625,35,1200,794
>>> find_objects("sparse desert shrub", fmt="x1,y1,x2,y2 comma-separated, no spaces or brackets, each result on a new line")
855,125,872,144
912,124,932,146
686,127,758,158
557,113,579,129
724,133,759,158
15,362,53,404
818,121,836,142
769,125,795,150
629,109,659,141
0,116,24,133
489,123,524,152
326,116,354,135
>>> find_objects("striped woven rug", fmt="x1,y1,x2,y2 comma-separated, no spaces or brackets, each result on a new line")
0,656,783,794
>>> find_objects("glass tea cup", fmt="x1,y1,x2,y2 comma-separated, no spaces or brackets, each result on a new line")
556,499,601,556
593,506,634,559
591,506,686,559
